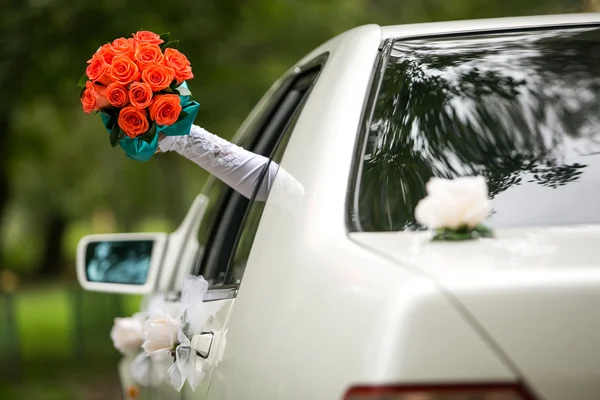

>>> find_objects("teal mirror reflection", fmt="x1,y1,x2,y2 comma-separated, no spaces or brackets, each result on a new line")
85,240,154,285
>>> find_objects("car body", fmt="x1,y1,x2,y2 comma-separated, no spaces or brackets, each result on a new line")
80,13,600,400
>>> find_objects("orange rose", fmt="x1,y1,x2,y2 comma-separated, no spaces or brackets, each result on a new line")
93,83,110,109
81,81,110,113
88,43,115,65
149,94,182,126
134,43,164,71
118,106,149,138
106,82,130,108
133,31,163,46
112,38,137,59
81,86,96,114
86,57,112,85
110,55,141,86
141,62,175,92
163,48,193,83
129,82,153,109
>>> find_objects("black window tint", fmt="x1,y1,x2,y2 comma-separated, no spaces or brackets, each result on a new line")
198,65,322,287
192,178,230,276
353,27,600,232
225,111,299,286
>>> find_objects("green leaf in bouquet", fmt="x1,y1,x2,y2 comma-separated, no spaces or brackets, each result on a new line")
160,87,175,94
139,123,157,144
169,79,183,90
161,40,179,50
109,126,122,147
159,32,171,43
102,109,119,132
175,85,191,97
176,110,189,123
76,74,88,89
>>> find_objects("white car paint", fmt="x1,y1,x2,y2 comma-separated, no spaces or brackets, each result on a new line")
203,23,515,400
379,13,600,40
108,13,600,400
351,227,600,400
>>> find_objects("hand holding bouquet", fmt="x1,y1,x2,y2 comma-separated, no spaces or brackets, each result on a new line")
78,31,200,161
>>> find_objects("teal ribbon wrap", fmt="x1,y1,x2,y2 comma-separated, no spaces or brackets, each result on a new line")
100,82,200,162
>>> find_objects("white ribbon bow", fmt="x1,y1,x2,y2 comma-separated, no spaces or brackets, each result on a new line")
166,328,206,391
130,352,169,387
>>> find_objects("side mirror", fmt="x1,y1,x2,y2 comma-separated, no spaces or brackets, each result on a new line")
76,194,209,294
77,233,167,294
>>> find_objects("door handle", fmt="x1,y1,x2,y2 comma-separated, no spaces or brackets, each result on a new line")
191,332,213,358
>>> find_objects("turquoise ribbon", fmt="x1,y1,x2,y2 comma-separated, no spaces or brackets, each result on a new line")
101,82,200,162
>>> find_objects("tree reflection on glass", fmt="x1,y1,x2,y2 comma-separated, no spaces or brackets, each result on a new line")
356,27,600,232
85,240,153,285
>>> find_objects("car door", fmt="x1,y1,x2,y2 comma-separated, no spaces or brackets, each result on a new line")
157,57,326,400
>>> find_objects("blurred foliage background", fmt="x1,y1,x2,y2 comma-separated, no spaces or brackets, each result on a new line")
0,0,596,399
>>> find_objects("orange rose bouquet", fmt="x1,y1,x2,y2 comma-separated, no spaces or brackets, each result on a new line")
77,31,200,161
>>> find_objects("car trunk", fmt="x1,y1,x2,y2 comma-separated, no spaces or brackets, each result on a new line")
350,225,600,400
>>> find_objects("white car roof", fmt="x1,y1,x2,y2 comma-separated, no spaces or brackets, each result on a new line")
381,13,600,40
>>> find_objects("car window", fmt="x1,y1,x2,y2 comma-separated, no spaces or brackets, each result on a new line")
191,176,230,277
225,107,300,286
351,26,600,232
195,63,323,288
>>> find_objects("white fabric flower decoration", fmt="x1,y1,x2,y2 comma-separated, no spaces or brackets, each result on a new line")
142,313,181,355
180,275,210,334
110,312,147,355
126,275,221,392
415,176,491,230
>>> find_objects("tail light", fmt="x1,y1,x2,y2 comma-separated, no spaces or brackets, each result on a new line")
343,383,538,400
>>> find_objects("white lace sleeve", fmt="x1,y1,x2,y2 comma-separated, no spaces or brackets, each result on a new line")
158,125,277,201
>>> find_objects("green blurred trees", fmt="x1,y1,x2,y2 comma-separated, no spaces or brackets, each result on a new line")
0,0,585,277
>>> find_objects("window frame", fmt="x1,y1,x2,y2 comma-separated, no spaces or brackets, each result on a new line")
224,74,318,286
347,23,600,233
200,89,307,286
193,55,328,297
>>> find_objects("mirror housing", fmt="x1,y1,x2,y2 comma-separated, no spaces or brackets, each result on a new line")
76,194,209,295
77,232,167,294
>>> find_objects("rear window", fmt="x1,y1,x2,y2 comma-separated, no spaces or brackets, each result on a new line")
351,26,600,232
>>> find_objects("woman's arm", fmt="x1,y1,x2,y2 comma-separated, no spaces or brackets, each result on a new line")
158,125,278,201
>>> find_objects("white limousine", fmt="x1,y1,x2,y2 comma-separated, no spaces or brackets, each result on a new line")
77,13,600,400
